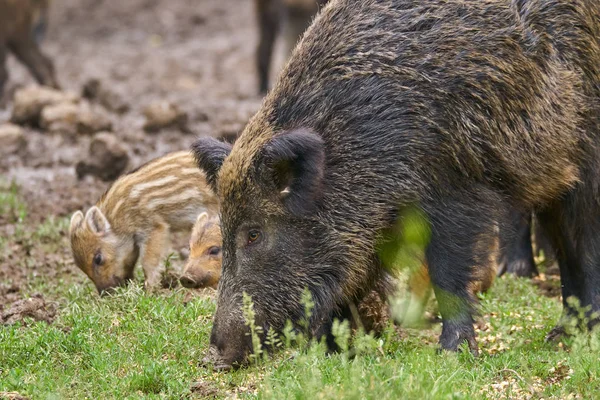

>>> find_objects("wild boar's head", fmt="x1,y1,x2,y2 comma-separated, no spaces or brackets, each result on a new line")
193,128,348,369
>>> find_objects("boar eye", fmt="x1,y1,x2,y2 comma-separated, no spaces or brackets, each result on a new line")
93,252,103,267
247,230,262,245
207,246,221,256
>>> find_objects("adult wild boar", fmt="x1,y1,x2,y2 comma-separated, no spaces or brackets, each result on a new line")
194,0,600,369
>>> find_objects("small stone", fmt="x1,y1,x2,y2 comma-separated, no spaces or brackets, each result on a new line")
75,132,129,181
82,78,129,114
11,85,79,125
143,101,189,133
39,102,80,133
0,123,26,155
76,104,113,134
39,101,112,135
0,296,56,325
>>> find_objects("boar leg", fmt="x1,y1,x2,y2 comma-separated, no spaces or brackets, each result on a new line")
140,222,170,290
532,215,556,266
424,190,504,354
255,0,281,94
496,209,538,277
0,46,7,96
537,191,600,340
8,38,58,89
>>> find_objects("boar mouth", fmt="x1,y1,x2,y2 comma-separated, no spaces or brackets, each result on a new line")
201,345,248,372
179,271,217,289
97,276,129,295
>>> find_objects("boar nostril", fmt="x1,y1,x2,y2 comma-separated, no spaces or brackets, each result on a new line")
200,346,234,372
199,356,232,371
179,275,198,288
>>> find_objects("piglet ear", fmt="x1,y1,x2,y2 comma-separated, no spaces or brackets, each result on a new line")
191,212,209,242
69,210,84,236
195,211,209,225
262,128,325,215
191,137,233,193
85,206,111,235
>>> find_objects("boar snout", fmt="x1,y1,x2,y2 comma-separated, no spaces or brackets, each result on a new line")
206,310,255,371
96,276,129,296
179,269,218,289
202,345,235,372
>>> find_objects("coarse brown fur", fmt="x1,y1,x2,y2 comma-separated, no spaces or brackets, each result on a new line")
0,0,58,95
194,0,600,368
69,151,218,293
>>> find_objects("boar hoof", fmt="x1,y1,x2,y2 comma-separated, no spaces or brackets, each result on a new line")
545,325,568,342
439,320,479,355
498,258,538,278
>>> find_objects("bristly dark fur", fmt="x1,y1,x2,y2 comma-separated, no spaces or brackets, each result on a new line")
195,0,600,369
192,138,233,193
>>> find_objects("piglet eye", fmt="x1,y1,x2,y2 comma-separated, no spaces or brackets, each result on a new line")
208,246,221,256
247,230,261,245
93,253,103,266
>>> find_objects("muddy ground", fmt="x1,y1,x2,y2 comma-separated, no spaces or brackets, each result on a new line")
0,0,287,315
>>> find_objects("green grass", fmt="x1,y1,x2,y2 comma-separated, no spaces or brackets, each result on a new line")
2,276,599,399
1,183,599,399
34,216,70,245
0,180,27,224
0,286,216,399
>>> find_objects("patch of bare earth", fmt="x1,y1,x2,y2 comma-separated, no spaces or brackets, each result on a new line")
0,0,273,311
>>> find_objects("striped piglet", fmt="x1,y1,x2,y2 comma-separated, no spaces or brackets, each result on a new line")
69,151,217,294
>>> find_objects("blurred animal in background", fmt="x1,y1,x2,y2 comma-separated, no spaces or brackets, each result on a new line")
255,0,328,94
0,0,59,96
69,151,218,294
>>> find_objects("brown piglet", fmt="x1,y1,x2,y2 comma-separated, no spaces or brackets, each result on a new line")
69,151,218,294
180,212,222,289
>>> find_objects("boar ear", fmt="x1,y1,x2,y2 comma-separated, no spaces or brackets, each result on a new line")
263,128,325,215
196,211,209,225
85,206,111,235
69,210,84,236
191,138,233,193
191,212,209,241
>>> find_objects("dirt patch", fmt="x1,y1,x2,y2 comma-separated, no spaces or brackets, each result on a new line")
182,287,217,306
0,294,57,325
531,273,562,298
0,284,22,311
190,380,220,399
0,0,278,308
